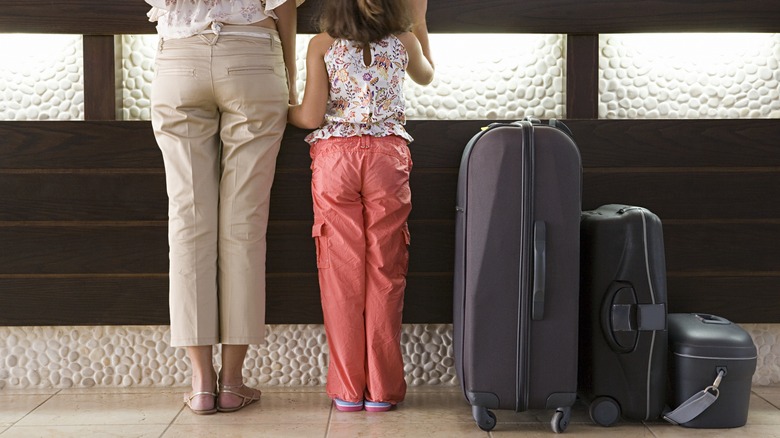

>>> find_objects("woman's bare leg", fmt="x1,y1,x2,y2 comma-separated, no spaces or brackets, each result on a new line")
186,345,216,411
218,344,261,410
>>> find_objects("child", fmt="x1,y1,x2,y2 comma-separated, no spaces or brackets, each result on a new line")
288,0,434,412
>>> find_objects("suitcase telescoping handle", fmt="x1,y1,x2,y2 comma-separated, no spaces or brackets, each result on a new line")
532,221,546,320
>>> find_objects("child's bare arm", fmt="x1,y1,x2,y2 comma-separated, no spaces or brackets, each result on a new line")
401,0,434,85
288,34,331,129
399,32,434,85
274,0,298,104
408,0,433,69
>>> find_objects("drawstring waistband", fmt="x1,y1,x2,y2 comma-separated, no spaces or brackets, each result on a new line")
197,22,277,46
158,22,280,51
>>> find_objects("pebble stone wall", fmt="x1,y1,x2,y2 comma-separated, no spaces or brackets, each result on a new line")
0,35,84,120
3,34,780,121
121,33,566,121
599,33,780,119
0,323,777,390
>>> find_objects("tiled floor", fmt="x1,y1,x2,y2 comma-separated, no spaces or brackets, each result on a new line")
1,385,779,437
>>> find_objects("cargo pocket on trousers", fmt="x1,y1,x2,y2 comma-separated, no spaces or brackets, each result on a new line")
312,222,330,269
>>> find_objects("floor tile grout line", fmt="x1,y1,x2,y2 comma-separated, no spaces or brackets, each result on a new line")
159,401,186,438
324,399,334,438
753,390,780,410
8,390,61,429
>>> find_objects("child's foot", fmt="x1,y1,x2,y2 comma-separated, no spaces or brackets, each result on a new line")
334,398,364,412
364,400,393,412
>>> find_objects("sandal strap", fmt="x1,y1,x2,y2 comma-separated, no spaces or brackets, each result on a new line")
186,391,217,401
219,384,261,405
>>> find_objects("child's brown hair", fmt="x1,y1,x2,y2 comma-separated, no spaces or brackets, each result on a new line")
319,0,412,46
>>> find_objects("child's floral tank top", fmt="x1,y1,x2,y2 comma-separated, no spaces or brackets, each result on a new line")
305,34,413,145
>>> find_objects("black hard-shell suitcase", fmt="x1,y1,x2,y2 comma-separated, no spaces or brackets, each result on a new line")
579,205,668,426
453,119,582,433
665,313,757,428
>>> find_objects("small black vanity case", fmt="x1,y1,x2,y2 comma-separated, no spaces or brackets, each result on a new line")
666,313,757,428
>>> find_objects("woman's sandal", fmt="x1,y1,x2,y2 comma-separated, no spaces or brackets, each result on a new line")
183,391,218,415
217,383,262,413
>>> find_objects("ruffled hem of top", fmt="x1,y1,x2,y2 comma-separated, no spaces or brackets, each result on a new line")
145,0,305,23
305,129,413,146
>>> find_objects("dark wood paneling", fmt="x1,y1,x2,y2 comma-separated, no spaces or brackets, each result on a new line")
0,224,168,275
0,277,169,325
667,276,780,323
568,119,780,167
0,122,161,169
583,171,780,220
4,120,780,325
5,120,779,170
566,34,599,119
0,221,452,274
3,220,779,324
3,219,778,279
4,0,780,34
83,36,118,120
0,1,155,35
424,0,780,33
665,222,780,273
0,173,167,221
0,272,455,326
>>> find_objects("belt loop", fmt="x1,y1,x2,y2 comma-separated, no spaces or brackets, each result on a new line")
360,135,370,148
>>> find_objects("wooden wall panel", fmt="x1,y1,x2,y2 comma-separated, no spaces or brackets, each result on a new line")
667,276,780,323
569,120,780,167
583,172,780,220
2,120,780,325
0,277,169,326
566,34,599,119
0,173,166,221
83,36,118,120
4,0,780,34
0,122,160,169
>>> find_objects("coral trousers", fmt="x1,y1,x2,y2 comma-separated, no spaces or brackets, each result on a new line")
310,135,412,404
150,27,288,347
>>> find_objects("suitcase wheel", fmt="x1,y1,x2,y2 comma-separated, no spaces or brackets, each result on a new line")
471,405,496,431
589,396,621,427
551,407,571,433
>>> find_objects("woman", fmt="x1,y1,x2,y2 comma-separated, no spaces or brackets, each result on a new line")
146,0,300,414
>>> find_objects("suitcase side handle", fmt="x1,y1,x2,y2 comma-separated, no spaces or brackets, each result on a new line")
532,221,546,320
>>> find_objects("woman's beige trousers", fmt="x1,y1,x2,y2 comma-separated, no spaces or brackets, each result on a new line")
151,26,288,347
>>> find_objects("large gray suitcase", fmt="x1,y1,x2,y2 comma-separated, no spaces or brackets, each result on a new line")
453,119,582,433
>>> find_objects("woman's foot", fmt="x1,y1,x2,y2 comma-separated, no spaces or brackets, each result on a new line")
183,390,217,415
333,398,364,412
184,346,217,414
217,383,262,413
364,400,394,412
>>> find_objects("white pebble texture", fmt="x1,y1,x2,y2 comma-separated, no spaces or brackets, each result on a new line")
119,34,566,121
0,323,777,390
599,33,780,118
0,35,84,120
